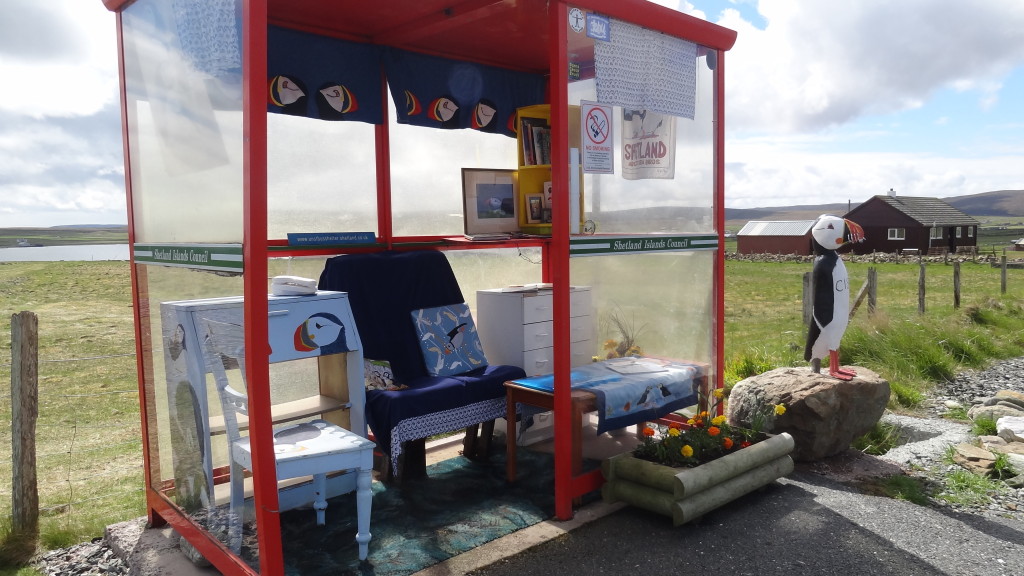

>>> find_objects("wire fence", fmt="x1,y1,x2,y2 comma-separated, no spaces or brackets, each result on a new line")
3,318,145,540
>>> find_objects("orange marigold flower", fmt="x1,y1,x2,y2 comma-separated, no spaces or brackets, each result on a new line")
740,441,752,448
642,426,655,437
722,437,734,449
707,426,721,437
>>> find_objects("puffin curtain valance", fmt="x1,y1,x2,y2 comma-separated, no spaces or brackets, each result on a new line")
267,27,546,137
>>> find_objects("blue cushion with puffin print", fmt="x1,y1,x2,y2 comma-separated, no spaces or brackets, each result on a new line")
410,303,488,377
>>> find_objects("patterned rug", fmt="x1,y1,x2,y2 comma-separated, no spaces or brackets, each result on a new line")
256,446,575,576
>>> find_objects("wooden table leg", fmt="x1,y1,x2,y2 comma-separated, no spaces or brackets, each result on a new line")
506,390,517,482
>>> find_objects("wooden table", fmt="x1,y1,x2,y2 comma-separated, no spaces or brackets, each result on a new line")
503,382,598,483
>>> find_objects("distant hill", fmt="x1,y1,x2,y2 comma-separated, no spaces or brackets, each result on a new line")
725,190,1024,229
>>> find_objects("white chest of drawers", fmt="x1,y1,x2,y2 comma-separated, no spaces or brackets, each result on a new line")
476,287,593,376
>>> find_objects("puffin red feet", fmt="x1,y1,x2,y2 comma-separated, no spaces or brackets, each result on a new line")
828,350,856,380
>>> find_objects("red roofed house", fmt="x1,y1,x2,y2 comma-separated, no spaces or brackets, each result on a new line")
844,192,979,255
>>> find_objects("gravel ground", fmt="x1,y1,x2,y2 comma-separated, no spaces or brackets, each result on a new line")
31,359,1024,575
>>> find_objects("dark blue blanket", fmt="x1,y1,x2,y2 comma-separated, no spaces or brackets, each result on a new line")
319,250,525,455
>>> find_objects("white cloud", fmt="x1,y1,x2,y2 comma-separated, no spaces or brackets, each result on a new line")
719,0,1024,133
0,0,119,118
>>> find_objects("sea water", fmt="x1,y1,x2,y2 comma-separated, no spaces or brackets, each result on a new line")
0,244,130,262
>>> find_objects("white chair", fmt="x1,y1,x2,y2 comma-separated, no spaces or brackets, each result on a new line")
201,319,375,559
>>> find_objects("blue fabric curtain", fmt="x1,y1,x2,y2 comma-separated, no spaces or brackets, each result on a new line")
385,49,546,137
267,25,385,124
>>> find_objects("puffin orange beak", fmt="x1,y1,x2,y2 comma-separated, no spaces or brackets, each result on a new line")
844,219,865,244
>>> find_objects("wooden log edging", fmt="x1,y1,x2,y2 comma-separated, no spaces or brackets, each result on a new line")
602,432,795,526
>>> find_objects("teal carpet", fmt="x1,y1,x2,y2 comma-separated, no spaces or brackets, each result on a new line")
241,446,579,575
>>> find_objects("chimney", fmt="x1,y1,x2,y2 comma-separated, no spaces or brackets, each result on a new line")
887,188,896,197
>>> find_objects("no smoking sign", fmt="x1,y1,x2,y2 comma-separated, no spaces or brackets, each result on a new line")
581,101,613,174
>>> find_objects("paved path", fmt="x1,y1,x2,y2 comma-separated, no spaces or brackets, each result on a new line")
464,466,1024,576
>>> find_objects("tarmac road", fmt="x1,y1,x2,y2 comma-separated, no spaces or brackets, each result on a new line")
465,464,1024,576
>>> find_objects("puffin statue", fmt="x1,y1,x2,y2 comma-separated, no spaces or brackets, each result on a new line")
805,214,865,380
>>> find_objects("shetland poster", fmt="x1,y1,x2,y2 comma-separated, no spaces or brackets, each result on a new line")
622,109,676,180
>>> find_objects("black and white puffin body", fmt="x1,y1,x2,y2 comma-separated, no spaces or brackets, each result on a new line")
805,215,865,380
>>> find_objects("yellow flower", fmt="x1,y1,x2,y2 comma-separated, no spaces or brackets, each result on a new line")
686,418,695,426
681,445,693,458
713,388,724,399
711,415,726,426
775,404,787,416
668,427,681,437
603,339,619,350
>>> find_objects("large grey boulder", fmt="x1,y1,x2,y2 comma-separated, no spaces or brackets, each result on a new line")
726,366,890,461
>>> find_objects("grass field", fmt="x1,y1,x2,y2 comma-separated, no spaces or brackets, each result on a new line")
4,252,1024,570
0,227,128,249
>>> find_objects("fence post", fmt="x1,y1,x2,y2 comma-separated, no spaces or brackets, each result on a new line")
802,271,812,329
1002,255,1008,295
918,261,926,314
11,311,40,539
953,261,961,309
868,267,877,315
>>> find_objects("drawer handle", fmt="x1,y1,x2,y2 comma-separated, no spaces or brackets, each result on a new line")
268,310,289,317
533,359,551,367
534,331,551,338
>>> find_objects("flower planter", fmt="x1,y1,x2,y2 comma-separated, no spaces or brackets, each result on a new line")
602,432,794,526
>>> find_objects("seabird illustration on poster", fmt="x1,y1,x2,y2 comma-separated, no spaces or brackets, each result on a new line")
622,109,676,180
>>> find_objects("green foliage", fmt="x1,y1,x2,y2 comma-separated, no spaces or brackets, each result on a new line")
852,420,904,456
971,417,998,437
937,469,1007,506
878,475,931,506
992,453,1017,480
723,347,777,388
889,382,925,408
943,404,969,421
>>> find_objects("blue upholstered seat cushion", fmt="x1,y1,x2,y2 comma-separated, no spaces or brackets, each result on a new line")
411,303,488,376
364,363,525,455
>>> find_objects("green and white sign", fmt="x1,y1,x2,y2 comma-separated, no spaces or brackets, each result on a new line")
133,244,244,273
570,234,719,256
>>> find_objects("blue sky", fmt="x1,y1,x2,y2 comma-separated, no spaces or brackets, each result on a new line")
1,0,1022,226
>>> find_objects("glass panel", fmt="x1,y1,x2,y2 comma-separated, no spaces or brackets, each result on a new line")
573,252,715,362
267,115,379,239
137,263,245,548
122,0,244,244
268,249,543,314
565,11,719,409
567,18,716,235
387,97,518,237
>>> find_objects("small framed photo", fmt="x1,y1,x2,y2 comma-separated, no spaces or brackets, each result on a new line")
462,168,519,235
525,192,544,224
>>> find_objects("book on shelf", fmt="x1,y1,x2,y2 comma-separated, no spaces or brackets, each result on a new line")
520,116,550,166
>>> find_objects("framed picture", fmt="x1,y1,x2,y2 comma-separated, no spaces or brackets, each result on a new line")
462,168,519,235
524,192,544,224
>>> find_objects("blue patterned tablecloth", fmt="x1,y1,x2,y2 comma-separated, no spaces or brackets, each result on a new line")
510,358,702,434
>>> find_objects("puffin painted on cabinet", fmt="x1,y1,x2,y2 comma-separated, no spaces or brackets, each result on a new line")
805,214,866,380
